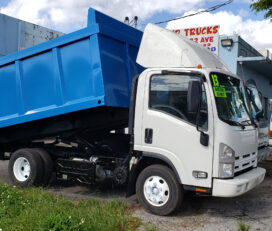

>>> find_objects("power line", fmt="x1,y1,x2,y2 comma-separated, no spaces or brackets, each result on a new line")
143,0,234,26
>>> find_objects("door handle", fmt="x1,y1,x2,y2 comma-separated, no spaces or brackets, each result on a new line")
145,128,153,144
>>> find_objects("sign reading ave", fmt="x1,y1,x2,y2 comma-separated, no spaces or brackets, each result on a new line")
173,25,220,55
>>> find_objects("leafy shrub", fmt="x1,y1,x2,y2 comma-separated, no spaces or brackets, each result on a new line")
237,221,250,231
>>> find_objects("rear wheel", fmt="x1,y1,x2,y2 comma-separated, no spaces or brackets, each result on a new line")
8,149,44,187
136,164,183,215
33,148,53,185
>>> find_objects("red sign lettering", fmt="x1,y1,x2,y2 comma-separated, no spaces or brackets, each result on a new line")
190,28,195,36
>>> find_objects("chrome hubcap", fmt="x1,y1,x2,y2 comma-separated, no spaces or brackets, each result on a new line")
143,176,170,207
13,157,31,182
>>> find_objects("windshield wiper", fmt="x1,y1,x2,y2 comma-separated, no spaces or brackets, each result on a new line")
241,119,257,128
221,119,245,129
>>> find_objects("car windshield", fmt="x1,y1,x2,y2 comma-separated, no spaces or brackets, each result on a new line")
245,85,264,119
210,72,251,126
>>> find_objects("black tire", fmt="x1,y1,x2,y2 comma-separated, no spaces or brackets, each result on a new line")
8,148,44,187
32,148,53,185
136,164,183,216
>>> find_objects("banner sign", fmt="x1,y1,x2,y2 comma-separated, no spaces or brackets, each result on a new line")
173,25,220,55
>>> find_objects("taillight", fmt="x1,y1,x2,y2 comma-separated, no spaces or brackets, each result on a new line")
269,130,272,137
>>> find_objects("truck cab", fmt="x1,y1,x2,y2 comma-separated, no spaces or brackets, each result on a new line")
244,80,270,161
130,24,266,215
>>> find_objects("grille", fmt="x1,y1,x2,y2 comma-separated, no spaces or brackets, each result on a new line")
234,152,257,173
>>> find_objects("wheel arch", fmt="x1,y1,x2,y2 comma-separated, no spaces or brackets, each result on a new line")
126,152,182,197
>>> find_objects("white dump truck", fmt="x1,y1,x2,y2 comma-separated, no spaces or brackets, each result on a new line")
0,9,266,216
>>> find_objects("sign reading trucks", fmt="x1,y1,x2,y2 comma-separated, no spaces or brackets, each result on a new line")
173,25,220,55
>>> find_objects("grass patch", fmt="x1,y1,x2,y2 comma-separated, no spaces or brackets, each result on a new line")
237,221,250,231
144,225,159,231
0,183,141,231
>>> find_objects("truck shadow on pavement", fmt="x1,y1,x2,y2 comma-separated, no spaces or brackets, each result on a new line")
48,171,272,228
48,177,127,200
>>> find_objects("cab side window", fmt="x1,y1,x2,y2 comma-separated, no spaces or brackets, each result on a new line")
149,74,208,130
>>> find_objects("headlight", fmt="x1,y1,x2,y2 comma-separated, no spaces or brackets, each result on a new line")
219,143,235,178
219,143,235,163
219,163,234,178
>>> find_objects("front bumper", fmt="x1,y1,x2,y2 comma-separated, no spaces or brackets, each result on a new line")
212,167,266,197
258,146,271,162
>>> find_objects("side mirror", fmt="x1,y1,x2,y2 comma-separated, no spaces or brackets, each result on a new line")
255,110,264,121
187,81,201,114
258,91,262,100
269,99,272,111
200,132,209,146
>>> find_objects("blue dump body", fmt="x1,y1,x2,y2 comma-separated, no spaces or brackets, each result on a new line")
0,8,143,129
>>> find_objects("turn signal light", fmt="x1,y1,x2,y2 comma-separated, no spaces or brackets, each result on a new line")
196,188,207,193
197,64,203,69
193,171,208,179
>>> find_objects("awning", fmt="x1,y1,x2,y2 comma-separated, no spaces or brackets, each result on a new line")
237,56,272,79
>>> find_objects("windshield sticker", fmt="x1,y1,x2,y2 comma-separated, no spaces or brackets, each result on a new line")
213,86,227,98
211,74,219,86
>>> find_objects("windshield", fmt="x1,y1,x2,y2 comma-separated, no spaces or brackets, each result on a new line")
245,85,263,119
210,72,251,125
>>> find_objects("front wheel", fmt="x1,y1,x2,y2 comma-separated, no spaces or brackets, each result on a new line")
136,164,183,215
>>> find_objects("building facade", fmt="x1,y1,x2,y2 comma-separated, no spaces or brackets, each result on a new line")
218,35,272,121
0,13,64,57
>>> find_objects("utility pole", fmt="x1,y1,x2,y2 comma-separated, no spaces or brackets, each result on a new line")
124,16,138,28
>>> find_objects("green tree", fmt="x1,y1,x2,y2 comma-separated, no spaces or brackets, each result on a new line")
250,0,272,19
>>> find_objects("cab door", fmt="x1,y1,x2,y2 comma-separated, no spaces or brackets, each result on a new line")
137,70,214,188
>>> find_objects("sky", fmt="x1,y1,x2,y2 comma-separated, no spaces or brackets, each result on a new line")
0,0,271,52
